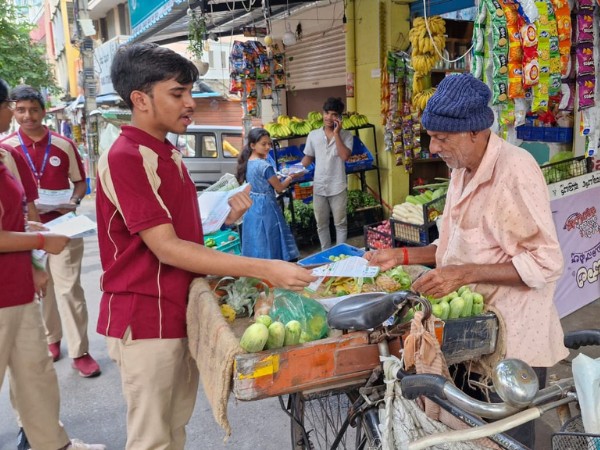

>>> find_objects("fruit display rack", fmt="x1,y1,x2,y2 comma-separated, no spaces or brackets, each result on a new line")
272,124,383,236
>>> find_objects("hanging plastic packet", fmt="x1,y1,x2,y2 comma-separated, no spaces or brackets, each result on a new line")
576,43,595,76
558,82,575,111
471,0,487,79
549,0,572,77
514,0,540,22
520,21,540,87
576,13,594,43
577,75,596,110
531,0,551,112
485,0,510,104
500,0,525,98
544,0,562,97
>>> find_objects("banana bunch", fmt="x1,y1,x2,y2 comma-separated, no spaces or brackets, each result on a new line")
288,120,312,136
412,88,437,112
341,116,355,130
309,119,323,130
349,113,369,127
264,122,293,138
307,111,323,122
409,16,446,96
276,115,291,126
412,54,439,73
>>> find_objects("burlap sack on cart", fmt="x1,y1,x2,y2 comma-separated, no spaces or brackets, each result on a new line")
187,277,244,438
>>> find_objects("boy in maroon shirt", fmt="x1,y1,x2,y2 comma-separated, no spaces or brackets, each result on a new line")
0,78,104,450
2,85,100,377
97,43,315,449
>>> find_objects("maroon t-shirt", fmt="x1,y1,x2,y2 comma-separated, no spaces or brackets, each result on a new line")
0,143,38,203
96,126,203,339
2,128,85,222
0,162,35,308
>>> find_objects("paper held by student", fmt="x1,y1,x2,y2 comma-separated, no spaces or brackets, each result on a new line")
197,183,249,234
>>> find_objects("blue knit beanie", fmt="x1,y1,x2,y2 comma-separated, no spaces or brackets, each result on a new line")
421,74,494,132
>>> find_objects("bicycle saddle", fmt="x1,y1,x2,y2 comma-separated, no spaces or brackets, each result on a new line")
327,291,421,331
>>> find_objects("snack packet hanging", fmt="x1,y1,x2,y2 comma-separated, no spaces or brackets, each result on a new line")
500,0,525,98
576,13,594,43
520,21,540,87
576,43,595,76
578,75,596,110
549,0,572,76
514,0,540,22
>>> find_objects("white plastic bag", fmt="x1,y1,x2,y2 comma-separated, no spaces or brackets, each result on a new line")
572,353,600,433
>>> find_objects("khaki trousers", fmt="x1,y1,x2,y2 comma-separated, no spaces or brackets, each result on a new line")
43,238,89,358
0,301,70,450
106,332,200,450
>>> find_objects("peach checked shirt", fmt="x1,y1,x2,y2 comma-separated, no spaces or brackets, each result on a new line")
435,133,569,367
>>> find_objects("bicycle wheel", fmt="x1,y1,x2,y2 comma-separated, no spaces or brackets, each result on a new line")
286,388,378,450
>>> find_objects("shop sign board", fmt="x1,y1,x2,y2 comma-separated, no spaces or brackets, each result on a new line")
128,0,180,38
94,36,130,96
549,171,600,317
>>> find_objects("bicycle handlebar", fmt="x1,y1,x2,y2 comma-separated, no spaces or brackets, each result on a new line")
564,330,600,349
399,372,576,420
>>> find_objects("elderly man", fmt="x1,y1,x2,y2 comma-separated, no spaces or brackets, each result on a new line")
367,73,567,447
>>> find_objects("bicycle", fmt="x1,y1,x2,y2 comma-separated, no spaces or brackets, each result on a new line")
279,291,600,450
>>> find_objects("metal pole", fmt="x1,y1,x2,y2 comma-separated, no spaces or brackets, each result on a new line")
76,0,99,192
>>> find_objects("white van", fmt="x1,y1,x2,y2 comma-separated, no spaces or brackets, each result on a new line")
168,125,243,190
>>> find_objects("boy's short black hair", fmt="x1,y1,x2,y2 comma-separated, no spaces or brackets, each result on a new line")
322,97,345,115
0,79,9,104
111,43,199,109
10,85,45,109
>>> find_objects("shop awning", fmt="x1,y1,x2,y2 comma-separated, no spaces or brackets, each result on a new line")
410,0,475,17
128,0,320,45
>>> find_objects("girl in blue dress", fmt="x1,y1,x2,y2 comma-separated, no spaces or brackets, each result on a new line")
236,128,301,261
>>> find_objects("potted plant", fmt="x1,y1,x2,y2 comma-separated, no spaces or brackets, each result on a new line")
187,8,209,75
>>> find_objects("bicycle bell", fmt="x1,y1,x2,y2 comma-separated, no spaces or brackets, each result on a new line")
492,359,539,408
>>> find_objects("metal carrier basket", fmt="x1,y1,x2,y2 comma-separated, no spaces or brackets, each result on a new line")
551,415,600,450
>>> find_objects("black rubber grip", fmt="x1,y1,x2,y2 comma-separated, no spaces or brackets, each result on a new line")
564,330,600,349
400,374,449,400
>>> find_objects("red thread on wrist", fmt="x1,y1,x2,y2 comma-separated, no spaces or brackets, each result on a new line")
401,247,409,266
36,232,45,250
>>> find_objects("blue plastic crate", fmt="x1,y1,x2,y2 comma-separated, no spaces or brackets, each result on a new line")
516,126,573,143
269,145,314,182
297,243,365,267
345,136,374,173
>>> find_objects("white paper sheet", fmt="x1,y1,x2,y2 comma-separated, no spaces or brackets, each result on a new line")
198,183,248,234
36,189,76,213
44,212,97,239
311,256,380,278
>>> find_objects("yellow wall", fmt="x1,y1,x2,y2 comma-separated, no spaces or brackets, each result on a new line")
60,0,81,99
348,0,412,214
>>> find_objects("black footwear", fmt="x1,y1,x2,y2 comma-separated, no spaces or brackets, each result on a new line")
17,427,30,450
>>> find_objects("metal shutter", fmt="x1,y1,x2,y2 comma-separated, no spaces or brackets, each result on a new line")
285,25,346,91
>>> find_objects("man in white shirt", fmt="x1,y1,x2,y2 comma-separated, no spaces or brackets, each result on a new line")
301,97,353,249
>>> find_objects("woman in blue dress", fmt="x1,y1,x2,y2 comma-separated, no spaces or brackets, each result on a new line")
236,128,301,261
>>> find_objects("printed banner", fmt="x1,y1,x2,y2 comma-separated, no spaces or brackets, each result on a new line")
551,182,600,317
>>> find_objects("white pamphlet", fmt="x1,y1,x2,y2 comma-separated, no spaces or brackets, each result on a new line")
44,212,97,239
36,189,76,213
311,256,380,278
198,183,249,234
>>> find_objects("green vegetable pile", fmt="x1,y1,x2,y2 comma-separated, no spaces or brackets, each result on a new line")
347,190,378,215
428,285,484,320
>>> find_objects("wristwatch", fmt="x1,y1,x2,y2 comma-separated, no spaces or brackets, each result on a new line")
71,196,82,205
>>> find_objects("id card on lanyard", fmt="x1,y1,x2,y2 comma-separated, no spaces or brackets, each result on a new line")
17,131,51,188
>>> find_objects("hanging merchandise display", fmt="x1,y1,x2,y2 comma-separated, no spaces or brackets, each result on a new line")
229,40,281,117
471,0,600,156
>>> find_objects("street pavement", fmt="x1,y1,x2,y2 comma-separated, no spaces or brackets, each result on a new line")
2,195,600,449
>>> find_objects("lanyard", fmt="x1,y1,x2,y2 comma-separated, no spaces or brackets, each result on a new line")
17,131,51,187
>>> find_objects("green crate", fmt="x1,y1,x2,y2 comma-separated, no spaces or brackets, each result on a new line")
204,229,241,255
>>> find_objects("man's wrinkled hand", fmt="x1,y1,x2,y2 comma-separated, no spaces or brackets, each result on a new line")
225,184,252,225
364,249,398,271
411,265,469,298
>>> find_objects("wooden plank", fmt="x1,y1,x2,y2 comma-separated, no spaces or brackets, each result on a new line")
233,331,374,401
